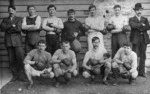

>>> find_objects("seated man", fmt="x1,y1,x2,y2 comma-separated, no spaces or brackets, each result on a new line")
82,37,111,85
52,41,78,87
24,40,54,89
112,42,138,85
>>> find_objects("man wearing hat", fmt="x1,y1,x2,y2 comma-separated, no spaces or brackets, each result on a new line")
129,3,150,77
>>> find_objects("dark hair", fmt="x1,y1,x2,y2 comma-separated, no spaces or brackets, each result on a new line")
103,53,110,58
37,40,46,45
47,4,56,11
89,5,96,10
61,40,70,45
27,5,36,11
123,42,132,47
113,4,121,9
8,5,16,10
92,37,100,43
67,9,75,15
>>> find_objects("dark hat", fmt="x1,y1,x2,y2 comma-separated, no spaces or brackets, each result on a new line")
133,3,143,10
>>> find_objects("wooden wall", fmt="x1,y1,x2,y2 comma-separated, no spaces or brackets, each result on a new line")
0,0,150,68
0,0,94,67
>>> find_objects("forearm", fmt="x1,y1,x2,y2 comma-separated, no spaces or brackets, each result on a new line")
114,59,123,64
42,25,55,32
24,60,36,65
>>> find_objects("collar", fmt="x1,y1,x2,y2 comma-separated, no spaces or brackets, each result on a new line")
67,19,77,23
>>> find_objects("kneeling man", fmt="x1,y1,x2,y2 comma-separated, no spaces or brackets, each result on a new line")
112,42,138,85
82,37,111,85
52,41,78,87
24,40,54,89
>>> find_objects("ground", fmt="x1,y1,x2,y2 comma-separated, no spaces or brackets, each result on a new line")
1,73,150,94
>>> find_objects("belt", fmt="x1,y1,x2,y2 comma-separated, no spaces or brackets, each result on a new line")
47,31,56,35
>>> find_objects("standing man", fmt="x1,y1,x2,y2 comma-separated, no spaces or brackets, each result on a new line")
129,3,150,77
61,9,85,45
22,5,41,54
82,37,111,85
85,5,107,53
0,6,25,82
112,42,138,85
42,4,64,55
52,41,78,87
108,4,128,58
24,40,54,89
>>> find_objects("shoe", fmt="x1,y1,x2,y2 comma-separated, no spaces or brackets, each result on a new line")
40,73,50,78
27,83,33,90
112,80,118,86
102,80,110,86
90,76,95,84
54,82,59,88
10,77,18,82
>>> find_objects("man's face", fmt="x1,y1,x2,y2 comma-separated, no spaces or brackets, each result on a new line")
37,43,46,52
89,7,96,16
8,8,16,15
68,12,75,20
61,43,70,53
48,7,56,16
135,9,143,16
28,7,36,16
92,39,100,49
124,46,131,55
114,7,121,16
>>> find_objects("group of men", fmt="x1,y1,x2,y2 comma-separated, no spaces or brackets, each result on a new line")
0,2,150,90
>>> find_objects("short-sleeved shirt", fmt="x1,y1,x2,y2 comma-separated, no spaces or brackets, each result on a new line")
114,47,137,72
109,15,128,29
24,49,52,68
52,49,76,61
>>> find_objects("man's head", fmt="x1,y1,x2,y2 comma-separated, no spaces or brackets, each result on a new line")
113,4,121,16
27,5,36,16
47,4,56,16
8,6,16,16
37,40,46,52
133,3,143,17
89,5,96,16
61,41,71,53
92,37,100,49
67,9,75,21
123,42,132,55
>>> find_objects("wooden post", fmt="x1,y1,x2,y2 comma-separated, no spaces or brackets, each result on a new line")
9,0,14,6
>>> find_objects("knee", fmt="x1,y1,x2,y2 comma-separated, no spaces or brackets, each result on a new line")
50,72,55,78
73,70,78,76
112,62,118,68
24,64,31,71
131,71,138,79
82,71,91,78
105,62,111,70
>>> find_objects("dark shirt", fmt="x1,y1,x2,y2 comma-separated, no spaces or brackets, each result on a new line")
23,16,40,45
0,16,23,47
62,19,85,42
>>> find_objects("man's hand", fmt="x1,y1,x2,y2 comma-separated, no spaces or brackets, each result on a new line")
73,32,78,38
83,24,91,30
142,23,146,26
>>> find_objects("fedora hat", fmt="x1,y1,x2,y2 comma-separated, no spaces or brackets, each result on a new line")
133,3,144,10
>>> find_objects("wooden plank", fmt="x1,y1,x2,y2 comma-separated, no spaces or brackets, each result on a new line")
80,42,88,48
0,44,6,50
14,0,94,5
142,4,150,9
0,5,90,12
0,61,9,68
0,56,9,61
0,11,88,18
0,50,8,56
80,36,87,42
0,0,9,6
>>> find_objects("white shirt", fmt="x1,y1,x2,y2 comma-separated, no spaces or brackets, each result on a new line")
109,15,128,29
114,47,138,73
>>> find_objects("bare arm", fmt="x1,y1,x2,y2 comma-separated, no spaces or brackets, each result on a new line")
82,52,92,70
42,18,55,32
